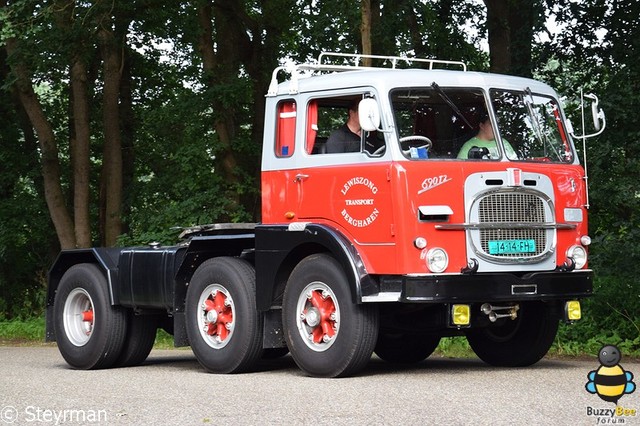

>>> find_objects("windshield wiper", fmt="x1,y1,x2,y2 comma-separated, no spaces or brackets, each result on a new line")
431,82,473,129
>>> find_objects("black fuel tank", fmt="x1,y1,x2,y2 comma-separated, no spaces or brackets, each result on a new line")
118,245,187,310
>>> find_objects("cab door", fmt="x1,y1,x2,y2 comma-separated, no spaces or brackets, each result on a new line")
295,159,395,246
294,93,395,246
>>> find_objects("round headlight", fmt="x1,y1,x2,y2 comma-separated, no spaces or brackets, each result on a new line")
568,245,587,269
426,248,448,273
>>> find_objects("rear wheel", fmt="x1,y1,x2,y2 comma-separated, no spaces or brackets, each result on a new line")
375,332,440,364
283,253,378,377
185,257,262,373
465,301,559,367
114,312,158,367
54,263,127,370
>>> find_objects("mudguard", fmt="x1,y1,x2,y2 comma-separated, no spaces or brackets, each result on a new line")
254,223,374,311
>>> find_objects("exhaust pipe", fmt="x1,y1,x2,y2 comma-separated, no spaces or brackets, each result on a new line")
481,303,519,322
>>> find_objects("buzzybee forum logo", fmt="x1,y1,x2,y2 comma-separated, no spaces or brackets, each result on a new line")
586,345,636,404
584,345,637,423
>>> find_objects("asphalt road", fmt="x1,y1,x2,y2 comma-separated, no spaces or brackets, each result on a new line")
1,346,639,425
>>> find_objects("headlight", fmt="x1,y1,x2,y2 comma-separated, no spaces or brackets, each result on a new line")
426,248,448,273
567,245,587,269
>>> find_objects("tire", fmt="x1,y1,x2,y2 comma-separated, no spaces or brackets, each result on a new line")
114,312,157,367
53,263,127,370
465,301,559,367
185,257,263,373
375,332,440,364
262,348,289,359
282,253,379,378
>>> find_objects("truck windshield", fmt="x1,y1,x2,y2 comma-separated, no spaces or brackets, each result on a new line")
490,89,574,163
390,87,485,160
389,87,574,163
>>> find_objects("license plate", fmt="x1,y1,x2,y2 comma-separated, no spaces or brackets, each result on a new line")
488,239,536,254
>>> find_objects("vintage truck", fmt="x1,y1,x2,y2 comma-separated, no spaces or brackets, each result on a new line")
46,53,605,377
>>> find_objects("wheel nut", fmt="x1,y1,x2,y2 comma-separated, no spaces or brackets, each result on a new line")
321,290,330,299
322,334,331,343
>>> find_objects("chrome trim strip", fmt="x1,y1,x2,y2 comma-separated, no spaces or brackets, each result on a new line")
436,222,576,230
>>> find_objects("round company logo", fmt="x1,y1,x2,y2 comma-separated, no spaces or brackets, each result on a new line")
0,406,18,423
340,177,379,228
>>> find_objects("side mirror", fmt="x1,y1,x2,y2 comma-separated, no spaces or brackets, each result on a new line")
585,93,604,131
358,98,380,132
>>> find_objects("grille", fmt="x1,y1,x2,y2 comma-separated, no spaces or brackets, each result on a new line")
477,192,547,258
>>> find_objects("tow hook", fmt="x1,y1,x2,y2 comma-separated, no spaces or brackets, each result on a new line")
481,303,519,322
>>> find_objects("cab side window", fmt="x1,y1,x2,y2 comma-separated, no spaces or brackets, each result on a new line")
306,95,384,156
275,100,296,157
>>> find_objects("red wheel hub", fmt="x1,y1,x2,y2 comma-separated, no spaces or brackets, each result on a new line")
203,291,233,342
81,308,93,324
305,290,337,344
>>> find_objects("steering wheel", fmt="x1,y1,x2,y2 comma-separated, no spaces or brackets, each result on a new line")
371,145,386,156
400,135,432,155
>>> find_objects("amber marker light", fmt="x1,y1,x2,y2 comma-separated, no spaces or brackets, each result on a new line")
452,304,470,326
285,211,296,220
565,300,582,321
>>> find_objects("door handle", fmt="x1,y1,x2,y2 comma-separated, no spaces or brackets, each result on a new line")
294,173,309,182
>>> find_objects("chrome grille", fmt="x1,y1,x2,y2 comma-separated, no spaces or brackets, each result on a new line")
478,192,546,258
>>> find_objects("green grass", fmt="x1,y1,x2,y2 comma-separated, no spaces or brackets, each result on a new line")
0,317,46,342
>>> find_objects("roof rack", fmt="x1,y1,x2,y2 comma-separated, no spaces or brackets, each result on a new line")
316,52,467,72
267,52,467,97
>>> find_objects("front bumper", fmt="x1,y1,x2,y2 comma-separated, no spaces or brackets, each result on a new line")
363,269,593,303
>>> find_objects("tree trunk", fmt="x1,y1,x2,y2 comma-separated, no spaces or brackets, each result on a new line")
484,0,511,74
69,57,93,247
97,22,123,246
5,39,76,249
361,0,372,66
197,1,241,215
484,0,537,77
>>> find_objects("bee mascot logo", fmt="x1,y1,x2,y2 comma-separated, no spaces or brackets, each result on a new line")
586,345,636,404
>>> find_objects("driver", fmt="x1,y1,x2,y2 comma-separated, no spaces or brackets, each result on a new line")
457,114,517,160
326,100,361,153
326,100,383,154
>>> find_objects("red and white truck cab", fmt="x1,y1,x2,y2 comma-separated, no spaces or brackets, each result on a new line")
258,53,600,370
47,53,604,378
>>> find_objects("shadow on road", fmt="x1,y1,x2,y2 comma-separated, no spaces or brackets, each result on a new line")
136,349,575,377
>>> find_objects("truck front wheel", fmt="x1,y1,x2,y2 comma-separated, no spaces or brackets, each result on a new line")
185,257,263,373
53,263,127,370
465,301,559,367
283,253,379,377
375,332,440,364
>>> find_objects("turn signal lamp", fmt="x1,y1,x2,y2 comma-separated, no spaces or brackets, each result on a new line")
565,300,582,321
452,304,470,326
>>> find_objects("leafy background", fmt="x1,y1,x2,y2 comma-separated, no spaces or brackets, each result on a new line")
0,0,638,355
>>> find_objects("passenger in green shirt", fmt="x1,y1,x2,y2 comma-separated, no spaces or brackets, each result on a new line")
457,116,517,160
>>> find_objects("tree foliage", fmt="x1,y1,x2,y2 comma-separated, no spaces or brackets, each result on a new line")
0,0,637,352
